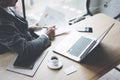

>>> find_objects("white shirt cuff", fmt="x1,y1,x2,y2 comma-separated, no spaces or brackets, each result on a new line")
40,33,49,39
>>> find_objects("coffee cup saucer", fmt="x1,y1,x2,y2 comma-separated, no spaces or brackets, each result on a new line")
47,60,63,70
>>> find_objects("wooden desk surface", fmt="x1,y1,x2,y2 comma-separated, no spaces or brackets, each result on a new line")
0,13,120,80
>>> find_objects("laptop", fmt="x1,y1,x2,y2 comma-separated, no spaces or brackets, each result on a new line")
53,23,115,62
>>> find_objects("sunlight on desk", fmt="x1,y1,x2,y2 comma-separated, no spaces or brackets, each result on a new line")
0,13,120,80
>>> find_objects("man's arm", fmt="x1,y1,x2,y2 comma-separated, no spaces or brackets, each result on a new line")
0,22,51,69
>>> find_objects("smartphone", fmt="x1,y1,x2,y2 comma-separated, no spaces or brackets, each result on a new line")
78,27,93,33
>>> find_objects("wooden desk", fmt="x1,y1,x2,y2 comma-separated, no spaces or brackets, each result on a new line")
0,13,120,80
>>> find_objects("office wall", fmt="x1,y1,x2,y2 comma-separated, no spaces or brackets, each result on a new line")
90,0,120,18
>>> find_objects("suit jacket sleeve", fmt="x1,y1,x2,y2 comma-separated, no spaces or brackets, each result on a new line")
0,19,51,69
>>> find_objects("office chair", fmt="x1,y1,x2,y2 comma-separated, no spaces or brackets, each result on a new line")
69,0,93,25
84,0,93,16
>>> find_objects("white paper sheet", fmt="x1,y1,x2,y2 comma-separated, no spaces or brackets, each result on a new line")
63,66,77,75
35,6,72,36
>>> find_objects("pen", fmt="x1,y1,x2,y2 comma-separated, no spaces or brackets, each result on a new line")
43,24,47,28
42,27,48,29
43,26,57,29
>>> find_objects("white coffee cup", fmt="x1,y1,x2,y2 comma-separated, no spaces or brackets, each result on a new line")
50,56,59,66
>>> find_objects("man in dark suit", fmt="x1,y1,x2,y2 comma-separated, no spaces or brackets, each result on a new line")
0,0,55,69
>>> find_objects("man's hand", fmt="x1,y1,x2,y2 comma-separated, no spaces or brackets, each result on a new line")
29,23,42,31
45,26,55,41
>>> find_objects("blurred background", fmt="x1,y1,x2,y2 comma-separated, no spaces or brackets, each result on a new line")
15,0,120,25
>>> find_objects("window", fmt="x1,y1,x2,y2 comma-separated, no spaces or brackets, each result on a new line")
16,0,87,25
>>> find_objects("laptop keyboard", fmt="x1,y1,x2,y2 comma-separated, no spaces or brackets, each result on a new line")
67,36,92,57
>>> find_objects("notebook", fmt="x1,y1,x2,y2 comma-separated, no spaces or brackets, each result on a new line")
7,51,48,76
53,23,115,61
